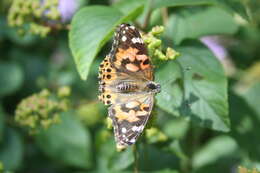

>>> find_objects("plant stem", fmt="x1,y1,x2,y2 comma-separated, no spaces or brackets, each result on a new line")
133,144,139,173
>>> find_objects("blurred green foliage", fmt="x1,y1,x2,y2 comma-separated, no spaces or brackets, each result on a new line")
1,0,260,172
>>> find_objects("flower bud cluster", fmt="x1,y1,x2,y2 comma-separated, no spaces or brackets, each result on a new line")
142,25,180,61
8,0,61,37
15,86,70,134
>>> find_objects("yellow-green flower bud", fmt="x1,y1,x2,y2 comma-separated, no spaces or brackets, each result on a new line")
166,47,180,60
57,86,71,98
151,26,164,36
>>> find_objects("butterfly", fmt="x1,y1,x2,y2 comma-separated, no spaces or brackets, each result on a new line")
98,23,161,150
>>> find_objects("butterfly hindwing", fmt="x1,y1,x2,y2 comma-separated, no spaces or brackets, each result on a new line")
108,95,154,149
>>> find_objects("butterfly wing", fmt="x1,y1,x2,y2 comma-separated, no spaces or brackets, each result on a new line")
108,94,154,149
109,23,153,81
98,23,157,149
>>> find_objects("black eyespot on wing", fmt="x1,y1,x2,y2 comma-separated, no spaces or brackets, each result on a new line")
143,59,149,65
107,75,111,79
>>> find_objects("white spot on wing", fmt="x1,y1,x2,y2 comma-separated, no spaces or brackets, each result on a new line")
132,125,144,132
126,101,139,108
122,127,127,133
125,26,129,30
132,126,138,131
131,37,137,43
131,37,143,44
130,25,135,29
122,30,126,34
129,138,136,143
122,36,127,42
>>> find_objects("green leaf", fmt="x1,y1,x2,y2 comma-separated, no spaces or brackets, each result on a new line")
241,82,260,117
193,135,238,169
177,42,229,131
152,0,216,9
216,0,248,20
165,7,238,44
36,112,92,169
0,62,24,97
109,147,134,171
156,41,229,131
69,4,144,80
229,91,260,161
0,128,24,171
163,118,189,139
113,0,145,17
155,61,183,116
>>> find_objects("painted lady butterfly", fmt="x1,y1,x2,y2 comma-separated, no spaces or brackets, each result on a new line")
98,23,161,150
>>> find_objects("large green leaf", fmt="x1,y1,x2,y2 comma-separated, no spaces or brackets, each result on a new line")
69,4,144,80
152,0,216,9
178,42,229,131
0,128,24,171
156,42,229,131
36,112,92,169
0,62,24,97
164,7,238,44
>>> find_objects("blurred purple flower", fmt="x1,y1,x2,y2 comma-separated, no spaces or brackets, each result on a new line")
200,36,236,75
58,0,81,23
200,36,228,61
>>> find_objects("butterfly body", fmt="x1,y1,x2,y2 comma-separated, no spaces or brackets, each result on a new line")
98,23,160,150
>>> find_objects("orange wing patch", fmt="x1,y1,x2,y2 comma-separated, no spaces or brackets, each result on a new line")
114,47,151,73
113,103,150,123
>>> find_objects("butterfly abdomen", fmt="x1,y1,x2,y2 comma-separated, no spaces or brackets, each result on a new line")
116,81,138,93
